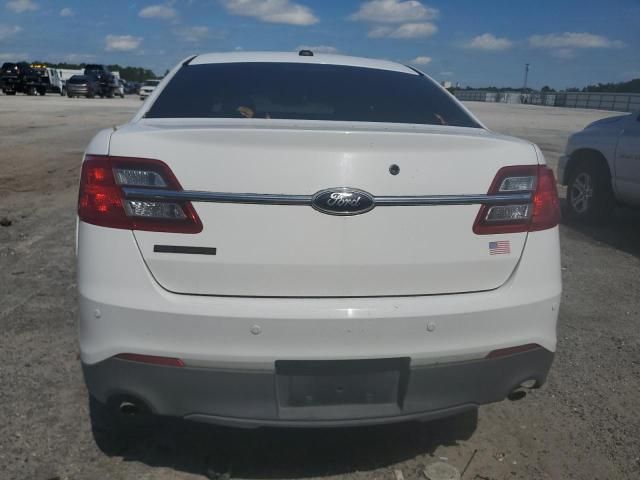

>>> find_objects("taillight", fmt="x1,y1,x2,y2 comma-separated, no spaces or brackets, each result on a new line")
473,165,560,235
78,155,202,233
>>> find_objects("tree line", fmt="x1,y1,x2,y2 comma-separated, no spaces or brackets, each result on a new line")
460,78,639,94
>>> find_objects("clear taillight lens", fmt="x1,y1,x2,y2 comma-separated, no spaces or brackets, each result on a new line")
123,200,187,219
485,204,531,222
78,155,202,233
114,168,167,187
499,175,536,192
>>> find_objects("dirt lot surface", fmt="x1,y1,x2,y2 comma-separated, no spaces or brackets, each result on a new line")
1,96,639,480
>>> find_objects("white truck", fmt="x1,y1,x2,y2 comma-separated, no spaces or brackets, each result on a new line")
559,112,640,222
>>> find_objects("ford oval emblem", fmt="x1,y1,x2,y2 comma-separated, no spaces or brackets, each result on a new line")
311,188,375,216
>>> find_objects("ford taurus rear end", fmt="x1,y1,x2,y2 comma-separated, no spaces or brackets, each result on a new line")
77,52,561,430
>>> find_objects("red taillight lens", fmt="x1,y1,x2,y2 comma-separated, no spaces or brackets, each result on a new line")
530,167,561,232
78,155,202,233
473,165,560,235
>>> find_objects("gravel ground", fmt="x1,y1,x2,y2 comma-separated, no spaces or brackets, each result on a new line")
0,96,638,480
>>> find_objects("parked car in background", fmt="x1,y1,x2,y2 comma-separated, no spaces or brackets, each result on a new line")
139,79,160,100
123,81,138,95
124,82,140,95
559,111,640,222
0,62,26,95
67,75,99,98
84,64,119,98
78,51,561,436
115,79,126,98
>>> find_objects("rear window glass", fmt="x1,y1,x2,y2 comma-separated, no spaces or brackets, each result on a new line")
69,76,89,84
144,80,160,86
146,62,480,128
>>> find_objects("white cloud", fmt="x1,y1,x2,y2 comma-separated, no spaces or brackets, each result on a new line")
222,0,318,25
105,34,143,51
139,4,178,20
367,25,392,38
369,22,436,39
295,44,338,54
174,26,210,42
409,55,431,65
62,53,97,62
552,48,576,60
439,71,453,76
5,0,38,13
464,33,512,51
0,24,22,41
0,51,27,60
59,7,73,17
529,32,624,49
350,0,438,23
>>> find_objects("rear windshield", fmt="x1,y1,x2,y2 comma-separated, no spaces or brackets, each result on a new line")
146,62,480,128
144,80,160,86
69,76,89,84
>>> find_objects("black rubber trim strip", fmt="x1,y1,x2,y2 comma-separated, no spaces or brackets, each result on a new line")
182,55,198,66
153,245,217,255
405,65,425,76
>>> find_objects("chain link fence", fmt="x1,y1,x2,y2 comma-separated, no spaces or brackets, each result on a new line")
453,90,640,112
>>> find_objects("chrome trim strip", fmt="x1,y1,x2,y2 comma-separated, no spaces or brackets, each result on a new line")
122,188,532,207
374,193,532,206
122,188,311,205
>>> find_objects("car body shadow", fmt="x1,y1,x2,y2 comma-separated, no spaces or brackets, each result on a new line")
560,200,640,258
93,409,478,478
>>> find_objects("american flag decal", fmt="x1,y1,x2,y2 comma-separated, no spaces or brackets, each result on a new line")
489,240,511,255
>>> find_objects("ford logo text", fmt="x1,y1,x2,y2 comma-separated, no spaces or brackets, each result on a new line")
311,188,375,216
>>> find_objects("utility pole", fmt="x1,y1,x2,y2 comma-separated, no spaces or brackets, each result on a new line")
523,63,530,92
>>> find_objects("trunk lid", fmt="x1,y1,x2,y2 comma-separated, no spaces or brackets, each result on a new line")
110,120,537,297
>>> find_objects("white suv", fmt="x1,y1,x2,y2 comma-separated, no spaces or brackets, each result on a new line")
77,52,561,434
139,79,160,100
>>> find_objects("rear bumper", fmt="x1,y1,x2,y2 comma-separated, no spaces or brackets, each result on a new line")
83,347,554,427
68,86,90,95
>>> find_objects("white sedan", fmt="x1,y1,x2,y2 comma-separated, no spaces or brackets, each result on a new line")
139,79,160,100
76,51,561,436
559,111,640,221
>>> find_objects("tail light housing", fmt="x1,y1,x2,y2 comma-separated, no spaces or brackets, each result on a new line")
78,155,202,233
473,165,560,235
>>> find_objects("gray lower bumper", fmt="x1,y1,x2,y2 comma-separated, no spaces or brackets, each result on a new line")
83,348,554,428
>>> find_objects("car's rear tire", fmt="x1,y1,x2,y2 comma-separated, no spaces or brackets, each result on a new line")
566,158,614,223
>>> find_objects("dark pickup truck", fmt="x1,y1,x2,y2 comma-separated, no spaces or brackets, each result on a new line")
83,64,119,98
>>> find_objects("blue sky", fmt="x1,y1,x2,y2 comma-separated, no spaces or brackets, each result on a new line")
1,0,638,88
